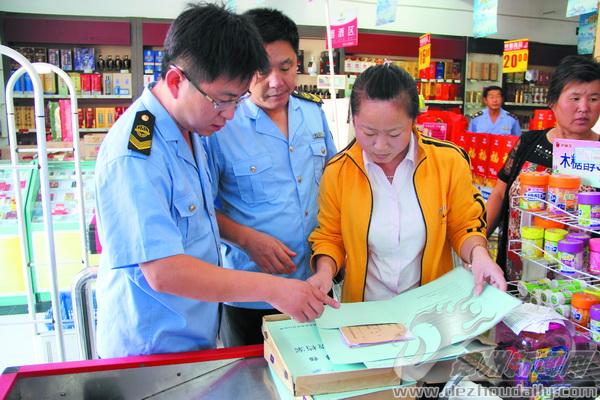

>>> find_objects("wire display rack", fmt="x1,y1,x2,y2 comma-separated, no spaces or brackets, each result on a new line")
511,195,600,235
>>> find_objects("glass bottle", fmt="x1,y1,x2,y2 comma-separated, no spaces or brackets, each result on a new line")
114,55,123,71
123,55,131,71
96,54,105,72
106,55,114,71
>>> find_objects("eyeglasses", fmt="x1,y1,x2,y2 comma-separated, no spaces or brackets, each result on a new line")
170,65,251,111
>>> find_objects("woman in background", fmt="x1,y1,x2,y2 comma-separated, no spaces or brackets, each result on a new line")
486,55,600,280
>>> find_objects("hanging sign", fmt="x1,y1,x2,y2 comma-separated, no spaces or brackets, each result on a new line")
553,139,600,187
502,38,528,73
327,9,358,49
375,0,398,26
418,33,431,71
473,0,498,38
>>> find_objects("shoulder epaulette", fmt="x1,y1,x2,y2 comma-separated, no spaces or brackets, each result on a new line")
292,90,323,105
470,111,483,119
127,110,155,156
507,112,519,120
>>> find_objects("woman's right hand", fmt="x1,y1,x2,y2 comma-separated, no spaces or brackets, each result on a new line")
307,255,337,295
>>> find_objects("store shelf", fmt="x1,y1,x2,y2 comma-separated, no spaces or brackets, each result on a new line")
509,240,600,287
424,100,463,105
17,128,109,134
511,196,600,235
419,79,461,83
13,94,132,100
504,102,548,108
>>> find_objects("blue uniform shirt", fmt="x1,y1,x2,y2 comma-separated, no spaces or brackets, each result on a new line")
468,108,521,136
205,95,337,309
95,87,221,357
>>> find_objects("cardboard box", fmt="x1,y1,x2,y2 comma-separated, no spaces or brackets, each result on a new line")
80,73,92,95
95,107,108,128
60,48,73,71
489,63,499,81
42,73,56,94
113,72,132,95
481,63,490,81
82,133,106,160
262,314,402,397
67,72,81,94
48,48,60,66
74,47,95,71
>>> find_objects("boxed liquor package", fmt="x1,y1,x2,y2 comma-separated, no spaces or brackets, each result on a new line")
74,47,95,71
60,48,73,71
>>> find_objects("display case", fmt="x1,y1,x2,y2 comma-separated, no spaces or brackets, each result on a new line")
508,195,600,341
0,161,34,308
23,161,98,300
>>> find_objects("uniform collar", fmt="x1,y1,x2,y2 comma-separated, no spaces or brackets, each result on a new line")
240,95,298,141
139,87,183,143
241,95,298,120
140,87,196,167
484,107,507,118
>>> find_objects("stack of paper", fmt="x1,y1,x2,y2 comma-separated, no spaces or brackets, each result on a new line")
316,268,522,367
263,268,522,397
501,302,570,335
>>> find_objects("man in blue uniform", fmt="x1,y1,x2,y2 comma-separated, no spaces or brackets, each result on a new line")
94,4,337,358
205,9,337,346
469,86,521,135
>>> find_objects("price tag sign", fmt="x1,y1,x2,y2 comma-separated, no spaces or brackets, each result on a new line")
418,33,431,71
502,38,529,73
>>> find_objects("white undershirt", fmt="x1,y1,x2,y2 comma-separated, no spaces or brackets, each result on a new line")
363,133,426,301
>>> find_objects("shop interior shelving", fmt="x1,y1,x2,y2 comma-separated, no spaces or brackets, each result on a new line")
508,195,600,342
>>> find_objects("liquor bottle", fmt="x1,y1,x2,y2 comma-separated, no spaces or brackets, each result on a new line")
96,54,105,72
123,55,131,71
106,55,114,71
114,55,123,71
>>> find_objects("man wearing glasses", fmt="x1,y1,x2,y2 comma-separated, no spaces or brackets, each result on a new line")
94,4,338,358
205,9,337,347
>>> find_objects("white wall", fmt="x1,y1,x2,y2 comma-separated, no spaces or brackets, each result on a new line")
0,0,579,45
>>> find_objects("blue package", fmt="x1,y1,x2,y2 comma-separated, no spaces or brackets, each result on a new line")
23,73,33,93
144,49,155,74
154,50,164,73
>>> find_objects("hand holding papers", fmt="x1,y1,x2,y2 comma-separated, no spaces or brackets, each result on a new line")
316,268,521,365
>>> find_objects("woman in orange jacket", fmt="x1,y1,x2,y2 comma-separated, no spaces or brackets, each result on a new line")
307,64,506,303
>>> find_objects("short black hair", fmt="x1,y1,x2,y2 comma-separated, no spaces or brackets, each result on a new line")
547,55,600,106
483,85,503,98
350,64,419,119
243,8,299,53
161,3,268,83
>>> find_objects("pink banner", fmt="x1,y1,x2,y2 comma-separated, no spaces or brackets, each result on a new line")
327,10,358,49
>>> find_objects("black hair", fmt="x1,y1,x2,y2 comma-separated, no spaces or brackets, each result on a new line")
243,8,300,53
547,55,600,106
350,64,419,119
483,85,503,98
161,3,268,83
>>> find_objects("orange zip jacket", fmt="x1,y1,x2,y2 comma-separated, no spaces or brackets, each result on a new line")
309,129,487,302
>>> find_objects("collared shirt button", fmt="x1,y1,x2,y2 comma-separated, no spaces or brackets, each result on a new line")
304,210,309,217
297,176,303,183
320,147,326,155
289,145,295,152
250,166,257,173
189,204,197,212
